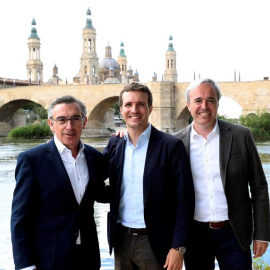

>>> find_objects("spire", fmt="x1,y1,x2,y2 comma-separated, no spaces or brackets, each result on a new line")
119,42,126,57
167,35,175,52
29,17,39,39
85,7,94,29
105,42,112,58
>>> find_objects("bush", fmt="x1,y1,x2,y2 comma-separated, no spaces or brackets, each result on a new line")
219,113,270,141
8,122,52,139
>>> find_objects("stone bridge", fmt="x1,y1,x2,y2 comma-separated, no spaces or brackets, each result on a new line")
0,80,270,136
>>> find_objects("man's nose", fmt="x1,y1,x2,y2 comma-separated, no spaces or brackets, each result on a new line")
201,99,208,108
65,119,73,128
131,105,138,112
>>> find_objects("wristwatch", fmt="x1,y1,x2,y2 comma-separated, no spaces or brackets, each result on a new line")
175,247,186,254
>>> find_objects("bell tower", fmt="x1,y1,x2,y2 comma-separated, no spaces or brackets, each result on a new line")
27,18,43,83
79,8,99,84
164,35,177,82
118,42,127,81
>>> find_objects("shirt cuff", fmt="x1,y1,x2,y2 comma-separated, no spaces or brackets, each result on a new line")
20,265,36,270
254,240,269,243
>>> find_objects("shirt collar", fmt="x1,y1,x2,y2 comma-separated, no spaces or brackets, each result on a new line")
190,119,220,139
124,124,152,146
54,135,85,155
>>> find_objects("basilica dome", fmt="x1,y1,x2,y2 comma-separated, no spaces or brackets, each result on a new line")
99,57,120,70
99,43,120,70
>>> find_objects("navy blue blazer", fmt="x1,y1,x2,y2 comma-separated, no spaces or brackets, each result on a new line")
11,139,109,270
103,126,195,264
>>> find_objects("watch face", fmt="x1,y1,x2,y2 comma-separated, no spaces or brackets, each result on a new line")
179,247,186,254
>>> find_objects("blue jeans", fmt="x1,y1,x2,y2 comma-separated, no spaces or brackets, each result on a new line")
184,220,252,270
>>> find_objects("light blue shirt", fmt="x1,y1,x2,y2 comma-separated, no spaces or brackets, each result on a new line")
118,124,151,228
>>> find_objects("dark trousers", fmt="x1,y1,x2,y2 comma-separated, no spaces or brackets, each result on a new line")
114,229,163,270
184,220,252,270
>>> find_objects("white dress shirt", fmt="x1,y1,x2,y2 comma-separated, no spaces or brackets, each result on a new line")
190,121,229,222
118,124,151,228
21,136,89,270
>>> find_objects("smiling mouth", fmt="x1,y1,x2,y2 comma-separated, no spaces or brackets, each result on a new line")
129,116,141,119
199,112,211,116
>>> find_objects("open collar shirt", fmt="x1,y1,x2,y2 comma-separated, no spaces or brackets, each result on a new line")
190,121,229,222
118,124,151,228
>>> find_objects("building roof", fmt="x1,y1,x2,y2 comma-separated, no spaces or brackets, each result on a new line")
99,58,120,70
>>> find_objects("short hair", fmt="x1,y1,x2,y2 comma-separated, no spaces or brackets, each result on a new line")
119,82,153,108
47,95,87,119
185,78,222,103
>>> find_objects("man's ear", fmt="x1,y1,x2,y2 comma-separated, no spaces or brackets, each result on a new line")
47,118,54,132
82,116,88,129
149,105,153,115
186,101,191,112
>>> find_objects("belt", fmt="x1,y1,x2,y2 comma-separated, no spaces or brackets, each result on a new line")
197,220,229,229
118,224,148,235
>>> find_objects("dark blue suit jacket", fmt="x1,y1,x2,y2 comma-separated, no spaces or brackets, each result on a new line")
11,139,108,270
103,126,195,264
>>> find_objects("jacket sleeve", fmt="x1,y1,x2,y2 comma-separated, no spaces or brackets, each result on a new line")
246,130,270,241
11,152,37,269
170,138,195,248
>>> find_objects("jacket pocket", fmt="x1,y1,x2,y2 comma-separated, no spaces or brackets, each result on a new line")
227,153,248,177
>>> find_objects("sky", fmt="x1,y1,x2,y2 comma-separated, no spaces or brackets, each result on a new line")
1,0,270,85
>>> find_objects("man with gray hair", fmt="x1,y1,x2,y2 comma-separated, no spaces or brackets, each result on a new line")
11,95,109,270
174,78,270,270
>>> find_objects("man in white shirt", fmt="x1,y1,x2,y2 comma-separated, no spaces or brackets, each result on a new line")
174,78,270,270
103,83,195,270
11,95,109,270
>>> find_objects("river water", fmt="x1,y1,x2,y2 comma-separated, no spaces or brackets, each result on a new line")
0,137,270,270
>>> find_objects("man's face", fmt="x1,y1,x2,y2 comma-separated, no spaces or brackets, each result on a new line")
47,102,87,151
120,91,153,133
187,82,219,132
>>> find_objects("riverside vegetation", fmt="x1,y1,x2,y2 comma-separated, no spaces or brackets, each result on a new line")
218,112,270,141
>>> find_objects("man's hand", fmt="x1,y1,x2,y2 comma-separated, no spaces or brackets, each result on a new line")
163,248,183,270
111,129,125,138
253,240,269,258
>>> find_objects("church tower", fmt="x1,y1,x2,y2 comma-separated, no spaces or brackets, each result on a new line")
118,42,127,81
80,7,99,84
27,18,43,83
164,35,177,82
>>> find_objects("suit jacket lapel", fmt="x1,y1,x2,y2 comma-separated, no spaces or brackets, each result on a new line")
81,146,94,205
180,125,191,157
47,139,79,205
143,126,162,204
115,138,126,198
218,119,233,186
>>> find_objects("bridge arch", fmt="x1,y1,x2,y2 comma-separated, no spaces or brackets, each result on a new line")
176,106,191,130
0,98,46,136
218,96,242,119
86,96,119,135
